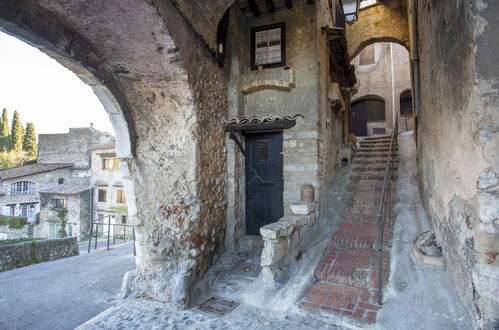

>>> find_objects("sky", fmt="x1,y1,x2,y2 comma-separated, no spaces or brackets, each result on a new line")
0,32,114,136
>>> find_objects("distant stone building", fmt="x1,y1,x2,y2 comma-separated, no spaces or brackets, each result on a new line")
0,126,114,241
38,127,114,170
350,42,413,136
90,142,129,228
38,184,91,240
0,163,75,221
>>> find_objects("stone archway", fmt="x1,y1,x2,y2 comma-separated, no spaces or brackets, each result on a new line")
346,0,410,60
0,0,229,308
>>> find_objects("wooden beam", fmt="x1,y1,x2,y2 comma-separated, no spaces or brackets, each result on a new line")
248,0,261,17
284,0,293,9
265,0,276,13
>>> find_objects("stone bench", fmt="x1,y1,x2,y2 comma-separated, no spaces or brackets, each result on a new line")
260,204,316,285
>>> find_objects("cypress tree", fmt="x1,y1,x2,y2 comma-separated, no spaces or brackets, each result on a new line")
23,123,37,159
11,111,23,152
0,109,11,151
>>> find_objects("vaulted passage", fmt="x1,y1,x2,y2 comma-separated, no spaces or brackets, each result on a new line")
0,0,497,329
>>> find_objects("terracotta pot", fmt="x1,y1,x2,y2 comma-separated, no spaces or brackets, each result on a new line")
301,184,314,202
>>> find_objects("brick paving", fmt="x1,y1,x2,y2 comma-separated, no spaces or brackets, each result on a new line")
300,136,398,325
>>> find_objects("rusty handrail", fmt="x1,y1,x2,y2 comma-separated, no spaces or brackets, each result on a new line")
375,120,398,305
87,215,135,255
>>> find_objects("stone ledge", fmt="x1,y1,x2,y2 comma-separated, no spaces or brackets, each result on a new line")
240,68,296,95
260,212,317,284
290,203,316,215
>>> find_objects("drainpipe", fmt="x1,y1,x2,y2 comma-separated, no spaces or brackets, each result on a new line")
390,43,396,130
411,0,420,119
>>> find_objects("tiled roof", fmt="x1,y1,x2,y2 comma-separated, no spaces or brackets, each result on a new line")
0,163,74,181
223,114,304,125
89,142,116,151
39,184,90,195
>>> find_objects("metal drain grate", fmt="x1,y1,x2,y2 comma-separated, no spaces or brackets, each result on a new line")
199,296,240,316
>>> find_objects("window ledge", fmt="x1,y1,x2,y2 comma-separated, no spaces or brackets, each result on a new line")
240,67,296,95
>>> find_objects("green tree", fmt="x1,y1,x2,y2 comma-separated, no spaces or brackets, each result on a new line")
11,111,23,152
0,108,11,151
23,122,37,159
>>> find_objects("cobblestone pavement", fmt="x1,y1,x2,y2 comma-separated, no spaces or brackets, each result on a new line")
77,298,337,330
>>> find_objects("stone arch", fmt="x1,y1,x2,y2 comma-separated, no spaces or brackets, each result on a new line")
0,0,229,308
350,37,409,62
351,93,385,104
346,0,410,60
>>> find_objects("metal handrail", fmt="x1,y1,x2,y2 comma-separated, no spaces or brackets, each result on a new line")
87,214,135,255
375,120,398,305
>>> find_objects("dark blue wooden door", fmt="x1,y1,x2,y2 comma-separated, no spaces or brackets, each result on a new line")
245,132,283,235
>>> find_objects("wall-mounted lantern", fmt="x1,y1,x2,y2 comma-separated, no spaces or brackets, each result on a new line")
342,0,361,24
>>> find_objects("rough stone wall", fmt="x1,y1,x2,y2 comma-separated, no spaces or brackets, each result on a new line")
38,127,114,169
416,0,499,328
78,190,91,240
0,0,228,308
346,0,409,60
351,42,413,134
0,237,78,272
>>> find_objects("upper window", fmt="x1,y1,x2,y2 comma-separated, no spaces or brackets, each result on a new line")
58,178,65,185
52,198,67,209
10,181,36,195
251,23,286,70
359,45,375,66
98,188,107,202
102,158,119,170
400,90,413,116
116,189,126,204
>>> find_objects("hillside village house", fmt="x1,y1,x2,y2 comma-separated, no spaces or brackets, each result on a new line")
0,127,114,241
89,142,130,236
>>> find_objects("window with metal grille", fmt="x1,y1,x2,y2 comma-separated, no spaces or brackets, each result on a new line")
251,23,285,70
359,44,375,65
364,98,385,121
10,181,36,195
257,141,270,161
98,188,107,202
400,90,413,116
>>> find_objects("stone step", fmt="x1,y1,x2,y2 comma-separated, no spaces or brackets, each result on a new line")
347,180,384,192
239,235,264,250
354,153,394,158
300,281,381,323
356,147,397,153
313,247,390,289
358,139,393,145
353,158,399,165
331,222,392,250
350,173,398,181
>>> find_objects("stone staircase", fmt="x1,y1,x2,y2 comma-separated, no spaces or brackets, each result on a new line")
300,136,398,325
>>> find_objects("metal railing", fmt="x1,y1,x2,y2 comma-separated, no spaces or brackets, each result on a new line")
375,120,398,305
87,214,136,255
